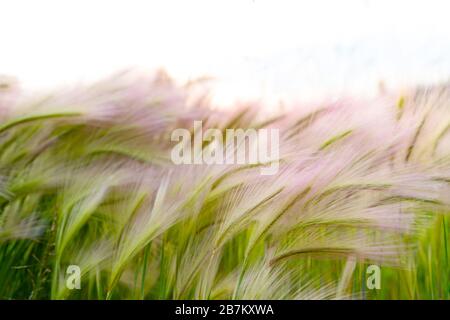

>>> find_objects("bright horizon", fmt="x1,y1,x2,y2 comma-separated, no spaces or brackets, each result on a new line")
1,0,450,105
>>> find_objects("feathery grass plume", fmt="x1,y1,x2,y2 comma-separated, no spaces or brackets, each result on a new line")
0,70,448,299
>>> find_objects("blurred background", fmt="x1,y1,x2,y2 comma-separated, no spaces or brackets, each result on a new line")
0,0,449,105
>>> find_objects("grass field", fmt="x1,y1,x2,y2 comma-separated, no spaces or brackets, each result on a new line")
0,72,448,299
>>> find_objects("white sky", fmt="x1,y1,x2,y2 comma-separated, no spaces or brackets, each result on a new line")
1,0,450,105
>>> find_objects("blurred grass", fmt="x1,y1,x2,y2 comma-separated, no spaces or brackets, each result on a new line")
373,215,450,299
0,73,449,300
